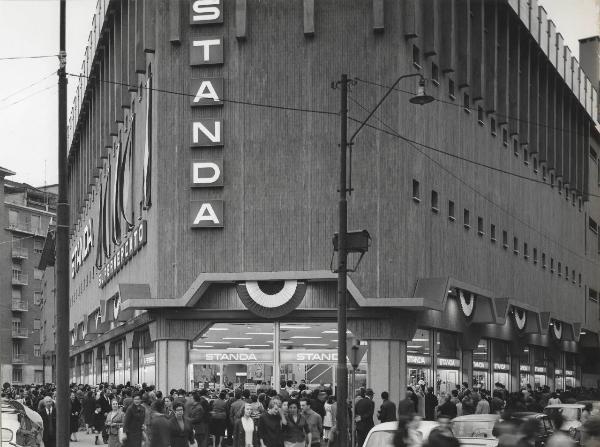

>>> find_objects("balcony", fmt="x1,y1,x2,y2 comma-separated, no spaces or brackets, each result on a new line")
11,246,28,260
12,354,28,364
11,328,29,338
12,273,28,286
11,300,28,312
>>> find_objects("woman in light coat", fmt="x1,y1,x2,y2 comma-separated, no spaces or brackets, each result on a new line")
105,399,125,447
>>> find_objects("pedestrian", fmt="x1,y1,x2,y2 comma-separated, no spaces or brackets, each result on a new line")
545,413,575,447
323,395,335,443
282,400,310,447
189,390,212,447
548,392,562,405
93,401,108,445
84,390,97,434
169,403,195,447
70,391,82,442
258,398,285,447
354,389,374,447
397,389,416,417
436,394,457,420
149,399,171,447
424,387,438,421
164,396,175,419
378,391,397,423
475,390,490,414
392,415,421,447
122,392,146,447
211,390,229,447
580,416,600,447
38,396,57,447
233,403,258,447
300,397,323,447
105,399,125,447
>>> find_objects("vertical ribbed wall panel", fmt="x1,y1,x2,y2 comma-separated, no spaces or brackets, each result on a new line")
144,0,156,53
439,0,456,73
303,0,315,36
519,34,530,144
372,0,384,32
547,20,556,66
508,20,520,135
556,33,564,80
128,0,137,89
538,7,547,54
529,0,539,43
529,49,539,154
484,0,498,113
455,0,471,88
135,0,146,73
113,5,124,123
108,29,118,136
423,0,439,55
555,85,563,178
582,119,590,201
564,46,572,88
470,0,485,101
570,101,578,194
235,0,247,40
496,5,509,124
121,0,132,104
538,62,548,162
404,0,420,38
562,95,571,186
546,69,556,169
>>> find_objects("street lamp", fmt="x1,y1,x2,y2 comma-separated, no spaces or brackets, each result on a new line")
334,72,433,447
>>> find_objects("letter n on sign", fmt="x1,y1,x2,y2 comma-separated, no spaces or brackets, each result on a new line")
191,119,224,147
191,200,224,228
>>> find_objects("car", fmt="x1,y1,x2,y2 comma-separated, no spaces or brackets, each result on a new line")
576,400,600,416
544,403,585,444
500,412,553,447
1,399,43,447
361,420,441,447
451,414,500,446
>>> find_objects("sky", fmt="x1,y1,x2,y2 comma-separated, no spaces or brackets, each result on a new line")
0,0,598,187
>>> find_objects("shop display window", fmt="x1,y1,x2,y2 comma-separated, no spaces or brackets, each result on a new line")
407,329,433,390
435,330,461,395
492,340,510,391
533,347,548,390
473,339,490,390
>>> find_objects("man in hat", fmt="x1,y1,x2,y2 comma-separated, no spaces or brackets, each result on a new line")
355,388,375,447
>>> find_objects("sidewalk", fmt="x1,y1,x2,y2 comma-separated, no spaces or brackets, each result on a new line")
64,429,108,447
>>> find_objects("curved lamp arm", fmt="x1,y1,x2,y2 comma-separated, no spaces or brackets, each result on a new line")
348,73,424,144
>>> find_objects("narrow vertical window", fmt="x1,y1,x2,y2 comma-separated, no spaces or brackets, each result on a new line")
477,217,484,235
550,257,554,273
448,79,455,99
431,62,439,85
490,224,496,242
524,242,528,259
491,117,497,136
413,45,421,69
502,128,508,146
513,139,519,157
513,237,519,254
431,190,439,212
463,93,470,113
533,156,538,173
412,180,420,202
502,231,508,248
463,209,470,229
542,253,546,268
533,248,538,264
448,200,455,221
557,261,561,276
523,148,528,165
477,106,484,125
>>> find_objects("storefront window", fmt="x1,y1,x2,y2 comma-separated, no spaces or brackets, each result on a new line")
407,329,432,390
565,353,577,388
519,346,531,389
190,322,365,393
554,353,565,392
436,331,461,395
491,340,510,391
473,339,490,390
533,347,548,390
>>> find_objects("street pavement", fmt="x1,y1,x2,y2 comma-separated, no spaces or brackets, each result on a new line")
63,429,108,447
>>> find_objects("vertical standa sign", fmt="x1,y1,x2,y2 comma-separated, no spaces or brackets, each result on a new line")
190,0,226,228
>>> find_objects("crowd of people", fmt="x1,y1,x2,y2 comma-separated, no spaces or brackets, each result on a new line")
4,380,600,447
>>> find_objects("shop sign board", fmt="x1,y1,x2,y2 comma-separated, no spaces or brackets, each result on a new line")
71,218,94,278
407,355,431,366
473,361,489,370
555,369,563,375
98,220,147,287
520,365,531,372
565,370,574,376
189,0,226,229
283,351,339,363
190,349,348,364
144,355,156,365
437,358,460,368
493,363,510,371
534,366,547,374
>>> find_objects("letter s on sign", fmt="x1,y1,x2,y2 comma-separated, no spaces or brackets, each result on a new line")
192,0,221,23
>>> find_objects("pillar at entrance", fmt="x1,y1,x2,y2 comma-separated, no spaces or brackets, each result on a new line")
156,340,189,392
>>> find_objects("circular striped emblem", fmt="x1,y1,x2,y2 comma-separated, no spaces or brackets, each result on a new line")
514,307,527,331
459,290,475,318
237,280,307,318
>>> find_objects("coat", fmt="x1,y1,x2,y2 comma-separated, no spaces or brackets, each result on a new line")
38,405,57,445
233,417,259,447
168,416,195,447
378,400,397,423
122,403,146,447
354,397,375,434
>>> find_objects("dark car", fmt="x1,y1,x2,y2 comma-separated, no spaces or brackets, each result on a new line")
497,412,554,447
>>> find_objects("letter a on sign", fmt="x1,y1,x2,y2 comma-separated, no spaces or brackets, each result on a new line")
191,79,223,107
191,200,224,228
191,120,223,147
190,0,223,24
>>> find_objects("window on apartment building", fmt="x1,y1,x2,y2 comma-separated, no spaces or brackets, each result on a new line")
572,269,576,284
34,345,41,357
491,117,497,136
34,239,43,253
550,257,554,273
558,180,563,195
533,248,538,264
477,106,484,125
533,156,538,173
490,224,496,242
31,215,41,233
33,292,42,306
565,266,569,281
579,197,583,211
431,62,439,85
550,173,555,188
448,200,455,221
542,253,546,268
513,139,519,157
8,210,18,228
463,209,470,229
412,180,420,202
33,268,43,280
502,128,508,146
565,186,569,201
523,148,529,165
523,242,529,259
12,288,21,299
513,237,519,254
502,231,508,248
448,78,455,99
413,45,421,69
33,319,41,331
431,190,439,212
590,288,599,302
477,217,484,236
463,93,470,113
557,261,562,276
12,368,22,383
572,192,576,206
542,166,547,181
578,273,582,287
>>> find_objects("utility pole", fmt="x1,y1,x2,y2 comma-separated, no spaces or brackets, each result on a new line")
56,1,70,447
336,73,349,447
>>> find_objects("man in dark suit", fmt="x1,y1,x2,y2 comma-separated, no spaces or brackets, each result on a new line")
38,396,57,447
377,391,397,423
355,388,375,447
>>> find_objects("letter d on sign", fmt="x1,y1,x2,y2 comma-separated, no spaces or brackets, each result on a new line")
191,159,223,187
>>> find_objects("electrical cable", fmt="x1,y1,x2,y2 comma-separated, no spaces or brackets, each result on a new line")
347,95,600,267
0,71,56,102
354,77,595,139
65,73,339,117
0,84,57,111
0,54,59,61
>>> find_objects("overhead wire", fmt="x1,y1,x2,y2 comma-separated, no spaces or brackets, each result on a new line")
354,77,594,139
0,71,56,102
0,84,57,111
0,54,59,61
65,73,339,117
347,94,599,267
